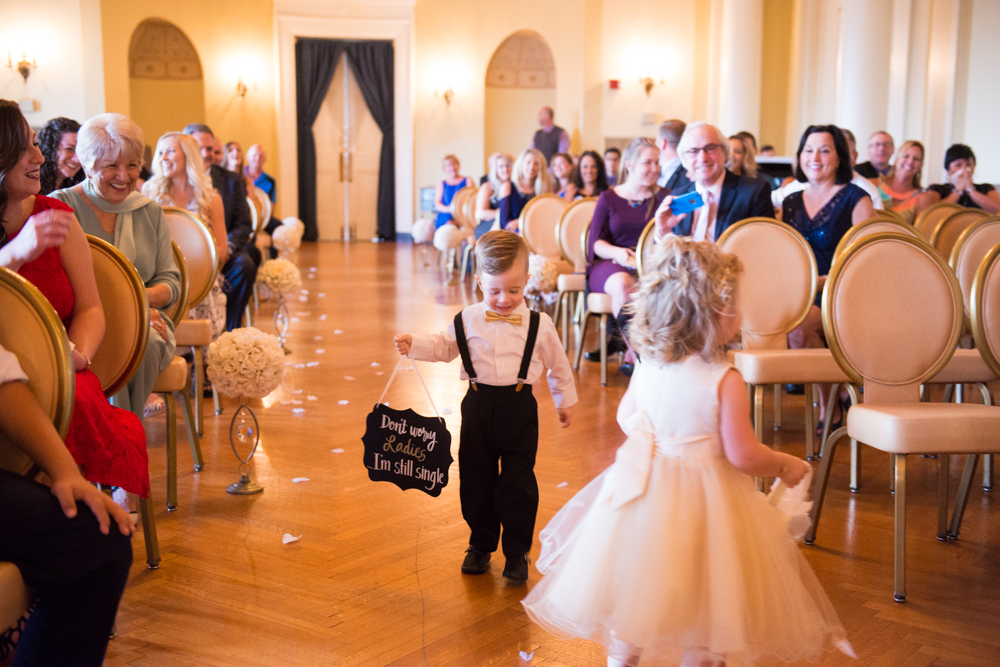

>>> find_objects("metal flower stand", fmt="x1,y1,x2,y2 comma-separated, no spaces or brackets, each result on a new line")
226,397,263,495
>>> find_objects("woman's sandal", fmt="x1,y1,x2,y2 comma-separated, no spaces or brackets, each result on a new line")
143,394,165,418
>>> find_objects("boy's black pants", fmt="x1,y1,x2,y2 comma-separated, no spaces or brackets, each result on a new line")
459,383,539,559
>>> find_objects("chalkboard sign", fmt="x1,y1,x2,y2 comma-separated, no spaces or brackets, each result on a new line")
362,403,453,497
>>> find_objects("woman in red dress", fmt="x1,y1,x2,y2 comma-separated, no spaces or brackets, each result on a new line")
0,99,148,498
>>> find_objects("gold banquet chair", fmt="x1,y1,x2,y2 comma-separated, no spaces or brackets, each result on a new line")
86,236,161,568
151,243,204,512
930,208,989,259
554,197,597,351
163,206,219,434
720,218,851,461
243,196,261,327
521,193,574,299
914,201,963,240
0,267,75,636
449,185,478,276
572,218,618,386
248,186,271,315
805,232,1000,602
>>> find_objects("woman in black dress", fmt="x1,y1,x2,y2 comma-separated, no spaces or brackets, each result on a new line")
782,125,874,426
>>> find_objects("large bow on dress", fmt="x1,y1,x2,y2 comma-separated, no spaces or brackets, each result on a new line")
608,410,656,509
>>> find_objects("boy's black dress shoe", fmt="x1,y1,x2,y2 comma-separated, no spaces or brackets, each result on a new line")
502,554,529,582
461,547,491,574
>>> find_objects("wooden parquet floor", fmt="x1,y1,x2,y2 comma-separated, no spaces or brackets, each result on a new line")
106,242,1000,667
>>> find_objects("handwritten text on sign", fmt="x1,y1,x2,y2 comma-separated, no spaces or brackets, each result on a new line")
362,404,453,497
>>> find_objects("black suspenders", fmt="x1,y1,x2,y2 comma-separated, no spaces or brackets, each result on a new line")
453,311,541,391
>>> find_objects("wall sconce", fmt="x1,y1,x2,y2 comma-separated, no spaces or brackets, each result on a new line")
236,76,248,102
8,51,35,83
639,74,663,96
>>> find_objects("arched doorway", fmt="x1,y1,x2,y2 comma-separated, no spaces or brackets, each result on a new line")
128,19,205,153
484,31,556,167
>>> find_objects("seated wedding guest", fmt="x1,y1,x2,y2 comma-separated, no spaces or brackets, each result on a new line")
531,106,569,165
876,140,936,216
0,342,134,667
37,117,84,195
782,125,874,429
604,147,621,186
51,113,180,429
434,154,474,229
735,130,758,155
183,123,257,331
551,153,576,199
222,140,255,193
480,152,499,186
497,148,549,232
728,134,758,178
771,128,883,210
587,137,667,325
660,122,773,241
475,153,511,237
927,144,1000,214
760,144,776,156
855,130,894,179
572,150,609,199
211,136,224,167
142,132,228,343
656,119,692,192
0,102,151,503
245,144,282,253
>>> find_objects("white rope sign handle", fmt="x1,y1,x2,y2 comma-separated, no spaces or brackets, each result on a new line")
377,356,444,422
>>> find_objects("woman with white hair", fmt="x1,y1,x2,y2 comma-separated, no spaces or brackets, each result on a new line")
51,113,181,426
143,132,228,344
497,148,550,232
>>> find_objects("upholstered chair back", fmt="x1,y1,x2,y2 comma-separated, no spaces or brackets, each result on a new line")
824,233,962,404
519,194,568,258
971,241,1000,379
450,186,478,232
915,201,963,239
950,217,1000,316
717,218,817,350
87,235,150,398
931,209,989,258
556,197,596,272
832,218,921,265
164,242,190,328
163,207,218,310
0,268,74,475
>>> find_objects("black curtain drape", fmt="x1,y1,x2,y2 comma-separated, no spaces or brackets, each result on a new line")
295,38,396,242
344,41,395,241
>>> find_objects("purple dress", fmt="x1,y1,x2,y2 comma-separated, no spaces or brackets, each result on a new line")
587,188,670,293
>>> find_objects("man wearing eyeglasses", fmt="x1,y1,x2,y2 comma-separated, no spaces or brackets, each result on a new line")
855,131,894,179
653,121,773,243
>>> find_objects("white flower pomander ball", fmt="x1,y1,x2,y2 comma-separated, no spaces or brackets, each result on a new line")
433,223,472,252
411,218,435,244
525,253,561,296
207,327,285,399
272,217,304,253
258,258,301,295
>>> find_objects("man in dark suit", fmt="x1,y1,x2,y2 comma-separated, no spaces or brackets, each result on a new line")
655,122,773,242
656,119,693,193
854,130,894,179
182,123,258,331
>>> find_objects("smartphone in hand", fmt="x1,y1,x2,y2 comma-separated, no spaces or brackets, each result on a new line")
669,191,705,216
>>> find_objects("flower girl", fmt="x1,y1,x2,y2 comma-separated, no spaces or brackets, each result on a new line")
522,236,853,666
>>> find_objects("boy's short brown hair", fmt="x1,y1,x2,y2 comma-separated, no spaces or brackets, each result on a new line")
475,230,529,276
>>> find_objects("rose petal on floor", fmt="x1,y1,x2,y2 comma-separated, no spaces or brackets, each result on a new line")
292,477,310,483
282,533,301,544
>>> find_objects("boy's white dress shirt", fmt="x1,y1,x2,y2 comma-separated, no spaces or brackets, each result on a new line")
408,301,578,409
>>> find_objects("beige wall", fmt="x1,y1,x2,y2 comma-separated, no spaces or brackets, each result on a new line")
129,79,206,154
100,0,280,205
760,0,793,155
484,88,555,168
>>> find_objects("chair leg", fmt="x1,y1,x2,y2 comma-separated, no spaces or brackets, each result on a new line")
213,387,222,415
948,454,979,539
803,383,815,461
805,425,848,545
559,292,569,352
194,347,204,436
138,494,160,569
178,390,204,472
985,454,994,491
818,383,838,461
937,454,951,541
773,384,782,430
163,392,178,512
244,304,252,327
894,453,907,602
573,311,594,371
850,439,862,493
599,313,608,387
253,283,259,313
890,454,895,494
753,384,766,492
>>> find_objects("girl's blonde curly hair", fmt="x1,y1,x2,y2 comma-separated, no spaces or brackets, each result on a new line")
626,235,743,364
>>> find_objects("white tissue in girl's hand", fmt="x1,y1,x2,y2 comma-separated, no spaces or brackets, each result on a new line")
556,482,569,488
338,400,349,405
331,448,344,453
767,469,813,540
292,477,310,483
282,533,301,544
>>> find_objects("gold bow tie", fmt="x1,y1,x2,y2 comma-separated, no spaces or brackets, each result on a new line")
485,311,522,326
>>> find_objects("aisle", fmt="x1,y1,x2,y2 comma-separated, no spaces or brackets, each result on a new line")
107,242,1000,667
